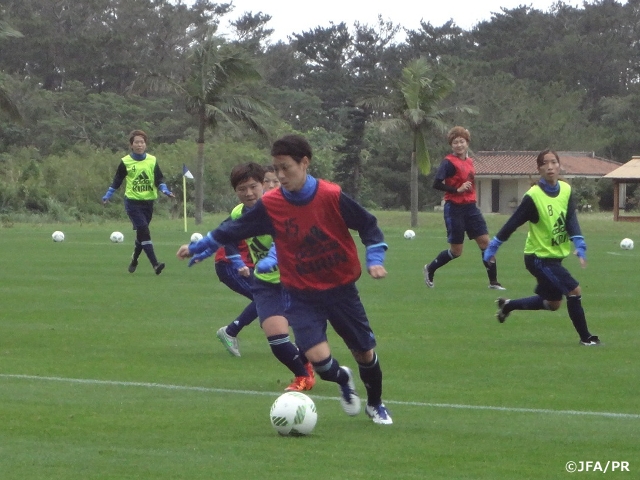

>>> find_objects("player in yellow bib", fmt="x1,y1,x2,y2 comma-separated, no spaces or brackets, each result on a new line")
102,130,174,274
483,150,600,346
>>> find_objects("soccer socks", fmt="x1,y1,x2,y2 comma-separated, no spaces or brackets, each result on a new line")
132,240,143,263
427,249,456,274
267,334,308,377
225,302,258,337
505,295,547,314
567,295,591,340
358,352,383,407
313,356,348,384
141,240,159,266
481,249,498,283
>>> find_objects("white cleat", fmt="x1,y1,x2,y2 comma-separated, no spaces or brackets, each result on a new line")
338,366,361,416
365,403,393,425
216,327,240,357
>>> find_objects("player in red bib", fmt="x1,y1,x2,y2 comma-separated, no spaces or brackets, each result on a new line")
423,126,505,290
177,135,392,425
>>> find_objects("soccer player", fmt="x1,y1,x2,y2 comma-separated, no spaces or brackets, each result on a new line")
102,129,174,274
423,126,504,290
483,149,601,346
190,162,315,392
177,134,392,424
211,166,281,357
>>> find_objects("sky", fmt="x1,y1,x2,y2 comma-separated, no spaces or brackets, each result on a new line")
213,0,582,42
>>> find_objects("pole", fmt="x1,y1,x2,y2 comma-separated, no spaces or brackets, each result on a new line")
183,175,188,232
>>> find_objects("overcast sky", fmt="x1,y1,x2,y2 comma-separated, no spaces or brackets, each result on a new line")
210,0,586,42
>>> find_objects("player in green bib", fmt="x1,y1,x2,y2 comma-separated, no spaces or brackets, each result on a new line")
102,130,174,274
483,149,600,346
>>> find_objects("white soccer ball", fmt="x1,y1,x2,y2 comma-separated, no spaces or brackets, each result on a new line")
620,238,634,250
269,392,317,436
110,231,124,243
52,231,65,242
190,232,203,243
403,229,416,239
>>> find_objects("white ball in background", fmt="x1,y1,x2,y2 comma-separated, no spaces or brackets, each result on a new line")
52,231,65,242
403,229,416,239
620,238,634,250
191,232,203,243
110,231,124,243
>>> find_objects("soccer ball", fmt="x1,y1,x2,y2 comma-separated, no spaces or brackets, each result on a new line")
269,392,317,436
190,232,203,243
110,231,124,243
403,229,416,239
52,231,65,242
620,238,634,250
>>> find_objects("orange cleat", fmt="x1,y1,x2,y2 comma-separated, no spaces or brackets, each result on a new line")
304,362,316,386
285,372,315,392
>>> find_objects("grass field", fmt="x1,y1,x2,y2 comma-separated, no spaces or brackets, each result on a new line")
1,212,638,479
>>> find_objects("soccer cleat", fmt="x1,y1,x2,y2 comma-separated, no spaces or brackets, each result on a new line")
154,262,165,275
423,264,434,288
216,326,241,357
495,297,510,323
489,282,506,290
304,362,316,387
128,258,138,273
580,335,602,346
285,375,315,392
365,403,393,425
338,366,361,416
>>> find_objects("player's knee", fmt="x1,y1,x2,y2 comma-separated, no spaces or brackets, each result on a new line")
547,300,562,311
352,349,374,365
136,226,150,242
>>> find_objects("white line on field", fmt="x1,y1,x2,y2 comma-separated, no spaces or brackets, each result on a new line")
2,373,639,420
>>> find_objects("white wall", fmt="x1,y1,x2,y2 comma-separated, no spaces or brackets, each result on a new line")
477,177,537,214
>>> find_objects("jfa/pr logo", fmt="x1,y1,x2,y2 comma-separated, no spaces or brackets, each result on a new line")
566,461,629,473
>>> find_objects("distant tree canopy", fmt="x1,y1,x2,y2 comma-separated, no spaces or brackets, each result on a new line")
0,0,635,218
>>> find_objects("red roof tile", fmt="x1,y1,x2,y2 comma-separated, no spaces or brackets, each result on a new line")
472,151,621,177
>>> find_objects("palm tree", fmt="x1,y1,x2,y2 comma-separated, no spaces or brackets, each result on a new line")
186,34,277,223
363,57,475,227
133,30,274,224
0,20,23,122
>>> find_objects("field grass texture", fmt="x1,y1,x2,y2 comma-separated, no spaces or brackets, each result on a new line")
1,212,638,479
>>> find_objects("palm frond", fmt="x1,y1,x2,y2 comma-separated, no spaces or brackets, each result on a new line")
415,132,431,175
0,21,22,40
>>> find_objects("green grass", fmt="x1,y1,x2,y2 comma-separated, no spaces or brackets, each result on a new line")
1,212,638,479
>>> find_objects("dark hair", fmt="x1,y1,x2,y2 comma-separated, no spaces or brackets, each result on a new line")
536,149,560,167
263,164,276,173
229,162,265,189
447,126,470,145
270,134,312,163
129,129,148,145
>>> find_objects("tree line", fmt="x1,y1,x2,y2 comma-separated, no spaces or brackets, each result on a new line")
1,0,638,223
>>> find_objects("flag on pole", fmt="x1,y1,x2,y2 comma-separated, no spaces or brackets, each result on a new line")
182,164,194,232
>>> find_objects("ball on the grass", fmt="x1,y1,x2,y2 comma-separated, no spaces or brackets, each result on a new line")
620,238,634,250
52,231,65,242
270,392,317,436
110,231,124,243
403,229,416,239
190,232,203,243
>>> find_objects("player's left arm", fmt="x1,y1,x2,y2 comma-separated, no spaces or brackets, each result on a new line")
154,163,175,198
566,192,586,267
339,192,387,279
